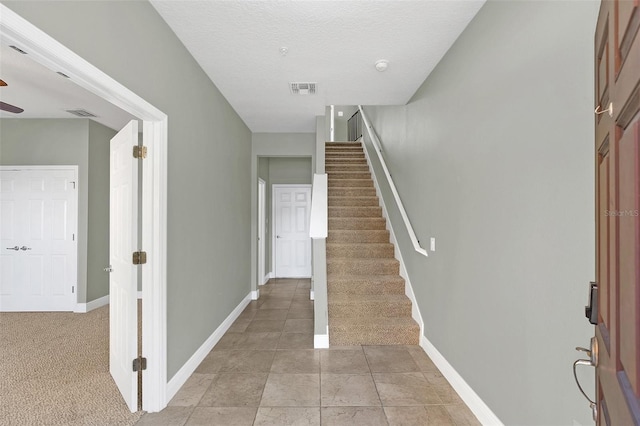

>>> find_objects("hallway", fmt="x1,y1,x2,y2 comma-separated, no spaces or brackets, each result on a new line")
136,279,480,425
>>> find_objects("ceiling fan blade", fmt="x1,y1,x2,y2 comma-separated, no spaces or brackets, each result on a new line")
0,79,7,86
0,101,24,113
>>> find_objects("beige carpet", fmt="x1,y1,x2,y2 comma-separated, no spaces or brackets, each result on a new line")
0,306,143,426
326,142,420,346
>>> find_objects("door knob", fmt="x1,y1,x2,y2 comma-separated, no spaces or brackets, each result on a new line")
5,246,19,251
573,337,598,421
104,265,113,273
276,235,281,238
19,246,32,251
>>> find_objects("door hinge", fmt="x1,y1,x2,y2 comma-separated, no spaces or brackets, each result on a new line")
133,146,147,159
72,286,75,294
133,357,147,372
132,251,147,265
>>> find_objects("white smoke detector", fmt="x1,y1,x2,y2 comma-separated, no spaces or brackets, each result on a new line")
375,59,389,72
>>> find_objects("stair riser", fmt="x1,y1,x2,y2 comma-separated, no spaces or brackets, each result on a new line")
328,207,381,217
328,188,377,197
324,151,365,160
329,218,386,230
329,329,420,346
328,180,373,188
326,165,370,172
328,230,389,243
327,260,399,275
329,302,411,318
327,244,394,258
328,172,371,180
328,197,379,207
328,279,405,295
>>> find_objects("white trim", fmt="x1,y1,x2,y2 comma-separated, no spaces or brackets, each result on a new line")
314,334,329,348
0,5,168,412
271,184,313,278
309,174,328,239
251,290,260,300
358,106,428,257
262,272,273,285
309,290,315,300
75,295,109,313
166,293,252,402
361,142,425,337
420,335,503,426
258,178,266,289
138,291,143,299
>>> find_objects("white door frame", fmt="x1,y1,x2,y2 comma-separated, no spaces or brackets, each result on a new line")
0,5,168,412
0,165,78,312
258,179,266,286
271,184,312,277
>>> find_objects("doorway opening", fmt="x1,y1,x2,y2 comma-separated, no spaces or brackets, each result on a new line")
0,5,168,413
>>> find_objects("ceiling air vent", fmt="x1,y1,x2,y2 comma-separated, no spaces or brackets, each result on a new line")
65,109,97,118
289,82,316,95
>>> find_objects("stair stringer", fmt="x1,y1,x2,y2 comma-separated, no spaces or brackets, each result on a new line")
358,138,425,338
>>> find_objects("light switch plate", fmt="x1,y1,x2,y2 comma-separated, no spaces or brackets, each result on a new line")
430,237,436,251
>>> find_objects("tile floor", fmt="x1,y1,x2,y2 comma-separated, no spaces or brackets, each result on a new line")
136,279,481,425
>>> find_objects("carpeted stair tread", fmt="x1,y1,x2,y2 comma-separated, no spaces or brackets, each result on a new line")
329,217,386,230
326,158,368,164
327,242,395,258
328,274,406,295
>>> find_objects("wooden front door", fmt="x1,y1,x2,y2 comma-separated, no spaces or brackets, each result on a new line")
594,1,640,424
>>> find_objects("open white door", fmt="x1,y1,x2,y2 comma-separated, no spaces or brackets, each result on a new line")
109,120,139,412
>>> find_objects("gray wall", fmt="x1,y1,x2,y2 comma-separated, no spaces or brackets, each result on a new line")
363,1,598,425
334,105,359,142
3,1,253,380
87,120,115,301
251,133,315,290
0,118,114,304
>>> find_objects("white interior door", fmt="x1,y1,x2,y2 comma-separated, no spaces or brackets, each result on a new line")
258,179,266,285
109,120,139,412
0,167,77,312
274,185,311,277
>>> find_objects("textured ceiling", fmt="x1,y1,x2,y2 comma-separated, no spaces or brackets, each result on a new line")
150,0,485,133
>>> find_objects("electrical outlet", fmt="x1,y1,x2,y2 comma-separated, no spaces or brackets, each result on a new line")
430,237,436,251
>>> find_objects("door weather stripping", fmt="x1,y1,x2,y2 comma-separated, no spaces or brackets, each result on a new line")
133,146,147,159
133,357,147,372
132,251,147,265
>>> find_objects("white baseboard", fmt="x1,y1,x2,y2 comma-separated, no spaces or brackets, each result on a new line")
166,293,252,402
251,290,259,300
420,335,503,426
310,290,315,300
262,272,273,285
138,291,143,299
314,334,329,348
74,294,109,313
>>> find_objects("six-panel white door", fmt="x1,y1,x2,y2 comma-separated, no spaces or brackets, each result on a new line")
0,167,77,312
274,185,311,277
109,120,139,412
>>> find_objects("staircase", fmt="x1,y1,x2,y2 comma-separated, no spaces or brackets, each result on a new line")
326,142,420,346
